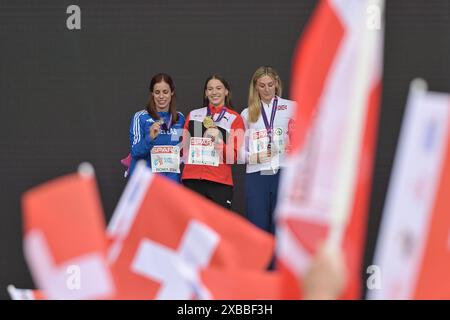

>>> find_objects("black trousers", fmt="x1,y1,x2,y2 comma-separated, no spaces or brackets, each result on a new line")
182,179,233,210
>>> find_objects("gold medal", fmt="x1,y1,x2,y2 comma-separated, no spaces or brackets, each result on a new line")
203,116,213,129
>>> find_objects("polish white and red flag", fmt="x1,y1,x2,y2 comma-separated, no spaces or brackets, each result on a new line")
275,0,384,299
107,162,282,299
368,80,450,300
21,163,116,300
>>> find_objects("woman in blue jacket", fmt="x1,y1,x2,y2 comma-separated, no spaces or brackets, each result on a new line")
128,73,185,182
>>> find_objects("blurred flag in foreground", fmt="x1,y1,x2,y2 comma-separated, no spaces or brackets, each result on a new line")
21,161,290,299
21,163,116,299
107,162,286,299
201,268,298,300
276,0,384,299
7,285,45,300
369,80,450,299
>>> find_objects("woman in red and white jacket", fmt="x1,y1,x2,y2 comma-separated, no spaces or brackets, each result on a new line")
181,75,245,209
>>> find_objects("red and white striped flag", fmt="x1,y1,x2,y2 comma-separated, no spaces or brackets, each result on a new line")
368,80,450,299
276,0,384,299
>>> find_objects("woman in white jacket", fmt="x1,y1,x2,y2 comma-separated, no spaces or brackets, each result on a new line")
241,66,296,235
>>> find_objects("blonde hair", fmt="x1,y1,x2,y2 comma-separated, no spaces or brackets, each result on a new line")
248,66,282,123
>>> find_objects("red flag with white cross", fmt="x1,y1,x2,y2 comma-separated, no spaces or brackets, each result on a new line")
107,162,275,299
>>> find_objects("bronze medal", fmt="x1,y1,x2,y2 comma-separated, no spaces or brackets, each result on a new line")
267,142,272,157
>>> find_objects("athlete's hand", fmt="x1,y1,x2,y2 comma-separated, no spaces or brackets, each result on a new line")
248,149,272,164
257,149,272,164
205,127,222,143
149,121,161,140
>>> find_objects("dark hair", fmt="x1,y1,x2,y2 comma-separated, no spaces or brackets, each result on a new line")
202,74,233,109
146,73,178,124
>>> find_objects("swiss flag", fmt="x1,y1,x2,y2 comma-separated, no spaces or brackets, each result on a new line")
21,162,284,300
22,163,116,300
107,162,275,299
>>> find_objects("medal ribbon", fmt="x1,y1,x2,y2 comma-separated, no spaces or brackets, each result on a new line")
260,97,278,142
206,106,227,124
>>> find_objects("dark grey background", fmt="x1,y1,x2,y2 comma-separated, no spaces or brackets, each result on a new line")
0,0,449,299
